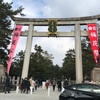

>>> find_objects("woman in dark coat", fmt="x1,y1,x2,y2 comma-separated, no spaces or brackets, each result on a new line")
57,79,62,91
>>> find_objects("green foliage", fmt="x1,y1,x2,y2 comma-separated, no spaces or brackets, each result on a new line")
81,37,95,80
9,50,24,77
62,49,75,80
29,44,54,80
62,37,96,81
11,44,61,80
0,0,24,66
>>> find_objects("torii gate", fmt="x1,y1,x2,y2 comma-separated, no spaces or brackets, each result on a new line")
12,14,100,83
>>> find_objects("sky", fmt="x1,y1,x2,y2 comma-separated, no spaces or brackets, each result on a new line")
3,0,100,66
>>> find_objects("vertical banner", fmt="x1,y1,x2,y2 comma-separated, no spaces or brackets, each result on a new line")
87,23,99,64
7,25,22,74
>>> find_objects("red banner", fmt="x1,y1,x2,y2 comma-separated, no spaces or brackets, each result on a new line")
87,23,99,64
7,25,22,74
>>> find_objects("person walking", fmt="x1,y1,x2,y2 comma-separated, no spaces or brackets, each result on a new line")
21,78,26,93
29,77,36,92
63,79,68,88
45,80,49,90
22,77,30,93
4,74,11,94
35,79,39,90
57,79,62,92
19,78,24,93
52,78,56,91
25,77,30,94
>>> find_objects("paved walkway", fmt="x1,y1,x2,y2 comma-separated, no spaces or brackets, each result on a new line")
0,86,61,100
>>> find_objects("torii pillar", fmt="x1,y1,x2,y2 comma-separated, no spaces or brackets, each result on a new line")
21,24,33,79
75,23,83,83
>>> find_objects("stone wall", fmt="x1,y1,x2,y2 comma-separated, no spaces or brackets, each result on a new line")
0,64,5,82
91,67,100,82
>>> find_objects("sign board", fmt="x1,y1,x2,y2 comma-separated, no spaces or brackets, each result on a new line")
48,20,57,37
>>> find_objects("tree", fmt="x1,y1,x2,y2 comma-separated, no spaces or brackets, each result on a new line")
62,37,96,81
9,50,25,77
29,44,54,80
10,44,58,79
0,0,24,67
52,64,62,79
81,37,95,80
62,49,75,80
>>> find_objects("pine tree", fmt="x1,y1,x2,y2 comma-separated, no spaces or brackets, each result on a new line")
0,0,24,66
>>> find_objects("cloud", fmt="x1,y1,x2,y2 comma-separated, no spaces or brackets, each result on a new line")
42,0,100,17
3,0,12,3
30,37,75,66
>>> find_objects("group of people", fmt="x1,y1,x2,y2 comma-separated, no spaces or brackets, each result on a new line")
19,77,39,94
3,74,69,94
45,78,69,92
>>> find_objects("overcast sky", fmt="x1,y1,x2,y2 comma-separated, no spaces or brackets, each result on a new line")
4,0,100,66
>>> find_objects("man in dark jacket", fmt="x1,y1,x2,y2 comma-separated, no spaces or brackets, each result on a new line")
4,75,11,93
25,77,30,93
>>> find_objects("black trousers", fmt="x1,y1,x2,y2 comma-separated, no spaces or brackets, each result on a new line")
4,86,10,93
53,85,56,91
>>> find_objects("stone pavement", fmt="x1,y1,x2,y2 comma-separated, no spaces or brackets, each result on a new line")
0,86,61,100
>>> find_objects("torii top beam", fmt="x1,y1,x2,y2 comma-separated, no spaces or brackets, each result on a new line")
12,14,100,26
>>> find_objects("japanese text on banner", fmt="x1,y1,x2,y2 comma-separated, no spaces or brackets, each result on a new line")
87,23,99,64
7,25,22,74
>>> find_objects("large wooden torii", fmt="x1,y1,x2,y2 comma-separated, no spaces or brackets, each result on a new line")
12,14,100,83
